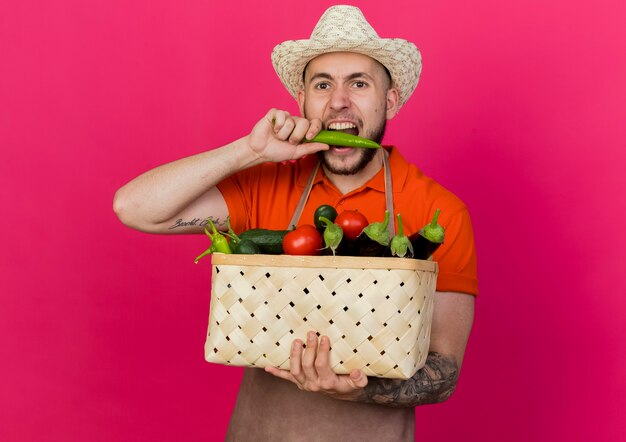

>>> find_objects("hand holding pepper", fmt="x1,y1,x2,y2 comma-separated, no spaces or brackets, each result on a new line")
246,109,329,164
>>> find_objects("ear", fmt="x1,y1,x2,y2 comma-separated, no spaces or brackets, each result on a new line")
385,87,400,120
297,90,306,116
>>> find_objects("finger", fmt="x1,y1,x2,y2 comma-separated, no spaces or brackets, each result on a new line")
315,335,341,390
264,365,301,387
314,335,335,381
269,109,290,132
293,142,329,159
275,118,296,141
289,339,306,384
305,118,323,141
288,118,312,145
346,369,368,389
301,331,319,380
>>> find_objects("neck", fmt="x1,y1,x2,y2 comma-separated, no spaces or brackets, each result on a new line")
322,150,385,195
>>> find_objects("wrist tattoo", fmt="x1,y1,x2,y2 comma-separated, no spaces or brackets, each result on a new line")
356,352,459,407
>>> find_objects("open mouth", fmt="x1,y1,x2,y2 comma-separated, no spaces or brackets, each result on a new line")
327,122,359,137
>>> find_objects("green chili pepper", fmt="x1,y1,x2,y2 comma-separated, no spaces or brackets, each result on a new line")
306,130,381,149
194,219,232,263
270,116,380,149
206,219,232,253
318,215,343,256
390,213,414,258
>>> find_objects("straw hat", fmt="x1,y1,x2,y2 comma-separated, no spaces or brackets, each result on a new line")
271,5,422,109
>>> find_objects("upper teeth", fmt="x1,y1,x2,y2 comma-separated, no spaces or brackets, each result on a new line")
328,122,356,130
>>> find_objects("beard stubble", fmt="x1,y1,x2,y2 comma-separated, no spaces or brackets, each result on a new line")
315,115,388,176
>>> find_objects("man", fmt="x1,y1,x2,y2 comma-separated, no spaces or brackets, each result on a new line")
114,5,478,441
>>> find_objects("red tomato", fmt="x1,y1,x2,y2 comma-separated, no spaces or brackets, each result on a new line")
283,224,323,256
335,210,369,241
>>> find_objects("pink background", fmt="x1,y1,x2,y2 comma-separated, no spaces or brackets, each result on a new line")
2,0,625,440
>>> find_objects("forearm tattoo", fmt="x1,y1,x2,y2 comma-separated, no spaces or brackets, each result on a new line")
354,352,459,407
168,216,224,230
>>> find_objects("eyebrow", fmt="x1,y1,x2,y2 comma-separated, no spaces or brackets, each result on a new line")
308,72,374,83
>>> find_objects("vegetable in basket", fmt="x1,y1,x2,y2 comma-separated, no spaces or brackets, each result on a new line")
334,209,368,241
194,219,232,263
313,204,338,232
390,213,414,258
409,208,445,260
317,216,343,256
237,229,289,254
332,209,368,255
224,218,261,254
357,210,391,257
282,224,323,256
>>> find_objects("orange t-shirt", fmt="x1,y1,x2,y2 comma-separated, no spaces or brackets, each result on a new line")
217,147,478,296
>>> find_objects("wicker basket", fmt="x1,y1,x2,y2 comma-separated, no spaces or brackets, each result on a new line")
204,253,437,379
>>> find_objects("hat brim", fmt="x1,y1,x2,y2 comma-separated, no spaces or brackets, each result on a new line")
272,37,422,109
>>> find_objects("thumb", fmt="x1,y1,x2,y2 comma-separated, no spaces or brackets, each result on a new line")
348,369,368,389
295,141,329,158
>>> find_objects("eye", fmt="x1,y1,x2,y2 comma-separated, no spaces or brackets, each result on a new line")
314,82,331,90
352,80,367,88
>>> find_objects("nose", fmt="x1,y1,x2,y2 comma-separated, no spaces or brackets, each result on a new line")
329,86,350,111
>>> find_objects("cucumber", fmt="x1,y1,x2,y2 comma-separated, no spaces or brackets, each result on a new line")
238,229,289,254
231,238,261,254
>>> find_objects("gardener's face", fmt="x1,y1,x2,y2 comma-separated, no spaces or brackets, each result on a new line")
299,52,399,175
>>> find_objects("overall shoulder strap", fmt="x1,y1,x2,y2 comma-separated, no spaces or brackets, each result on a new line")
383,149,396,237
287,161,320,230
287,149,395,236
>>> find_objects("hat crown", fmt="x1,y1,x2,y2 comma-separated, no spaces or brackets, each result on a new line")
310,5,380,43
271,5,422,109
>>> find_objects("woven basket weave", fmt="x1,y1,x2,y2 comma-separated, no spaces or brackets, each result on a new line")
205,253,437,379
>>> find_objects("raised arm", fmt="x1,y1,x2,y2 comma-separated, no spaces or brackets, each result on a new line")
113,109,327,234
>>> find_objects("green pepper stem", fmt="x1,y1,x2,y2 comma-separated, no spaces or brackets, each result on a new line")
225,217,241,242
203,225,214,241
430,209,441,228
208,219,220,235
318,216,333,227
396,213,405,236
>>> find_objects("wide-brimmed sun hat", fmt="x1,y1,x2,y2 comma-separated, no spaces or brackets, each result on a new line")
271,5,422,109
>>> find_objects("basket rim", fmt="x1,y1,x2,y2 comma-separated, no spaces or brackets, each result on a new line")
211,253,438,273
